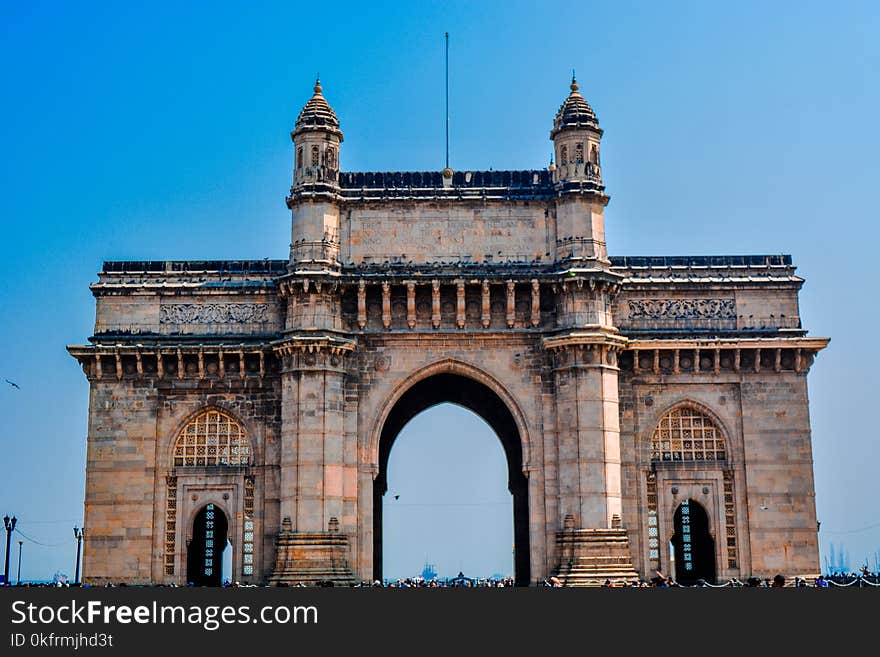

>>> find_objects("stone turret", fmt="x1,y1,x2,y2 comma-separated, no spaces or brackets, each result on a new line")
551,74,603,186
550,74,609,265
288,78,342,271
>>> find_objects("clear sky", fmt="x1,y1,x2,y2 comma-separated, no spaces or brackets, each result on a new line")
1,1,878,581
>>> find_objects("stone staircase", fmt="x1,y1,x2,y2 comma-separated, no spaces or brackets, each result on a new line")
268,517,357,587
553,526,640,587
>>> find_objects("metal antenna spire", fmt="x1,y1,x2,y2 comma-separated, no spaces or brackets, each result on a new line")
445,32,450,170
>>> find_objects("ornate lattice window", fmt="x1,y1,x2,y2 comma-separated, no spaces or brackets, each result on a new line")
650,406,726,462
326,147,336,170
173,409,250,467
723,471,738,568
164,476,177,575
560,145,568,165
575,142,584,163
296,146,303,170
242,476,255,576
311,145,319,167
646,472,659,564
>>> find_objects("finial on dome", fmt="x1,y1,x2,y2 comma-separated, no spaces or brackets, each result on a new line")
293,74,342,139
550,69,600,138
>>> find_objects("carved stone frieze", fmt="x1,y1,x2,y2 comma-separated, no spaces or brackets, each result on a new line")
627,298,735,320
159,303,270,324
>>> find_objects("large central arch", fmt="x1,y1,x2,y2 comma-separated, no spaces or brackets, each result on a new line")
372,368,531,586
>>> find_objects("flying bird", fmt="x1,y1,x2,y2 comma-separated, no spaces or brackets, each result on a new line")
5,379,20,390
394,495,400,501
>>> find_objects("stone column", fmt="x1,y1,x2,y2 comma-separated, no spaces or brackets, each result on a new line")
271,278,357,586
551,343,622,529
544,274,636,585
272,344,356,586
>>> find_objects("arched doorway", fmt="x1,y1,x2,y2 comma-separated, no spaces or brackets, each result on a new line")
383,404,513,581
187,503,229,586
374,373,530,586
672,499,715,585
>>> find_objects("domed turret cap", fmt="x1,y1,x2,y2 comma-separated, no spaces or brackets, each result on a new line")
551,74,600,138
293,78,343,140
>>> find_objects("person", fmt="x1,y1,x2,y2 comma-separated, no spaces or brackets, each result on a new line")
549,576,563,588
772,574,786,588
815,575,829,588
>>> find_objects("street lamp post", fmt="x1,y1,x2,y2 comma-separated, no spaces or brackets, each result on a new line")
3,515,16,586
17,541,23,585
73,526,84,585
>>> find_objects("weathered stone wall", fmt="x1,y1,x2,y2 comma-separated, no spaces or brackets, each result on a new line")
82,380,160,585
615,287,801,332
95,294,282,336
341,202,554,265
738,374,819,575
618,364,820,580
80,360,283,585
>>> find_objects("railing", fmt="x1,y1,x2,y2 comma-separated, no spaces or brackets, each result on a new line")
290,240,340,265
350,253,537,266
101,260,287,275
610,255,793,268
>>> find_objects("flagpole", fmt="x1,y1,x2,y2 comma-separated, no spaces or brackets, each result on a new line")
445,31,449,170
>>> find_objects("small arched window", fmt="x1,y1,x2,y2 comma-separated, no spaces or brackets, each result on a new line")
311,145,320,167
560,145,568,165
173,409,250,467
650,406,726,462
590,144,599,165
326,147,336,170
296,147,303,170
575,142,584,164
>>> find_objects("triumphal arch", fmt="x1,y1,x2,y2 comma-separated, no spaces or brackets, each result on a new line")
69,77,828,586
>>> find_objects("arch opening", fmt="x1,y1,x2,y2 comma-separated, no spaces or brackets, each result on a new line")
672,499,716,585
187,503,229,587
374,373,530,586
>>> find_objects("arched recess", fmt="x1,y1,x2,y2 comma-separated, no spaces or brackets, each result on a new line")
642,399,737,581
186,503,229,586
645,399,732,465
671,499,716,585
168,406,254,468
372,367,531,586
164,407,257,583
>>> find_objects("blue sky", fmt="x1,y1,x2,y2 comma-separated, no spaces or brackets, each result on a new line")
1,1,878,581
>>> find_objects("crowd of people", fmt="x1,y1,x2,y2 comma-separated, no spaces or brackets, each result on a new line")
356,576,516,587
5,569,879,588
586,571,880,588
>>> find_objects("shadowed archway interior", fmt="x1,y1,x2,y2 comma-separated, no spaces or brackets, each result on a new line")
672,499,716,585
374,373,530,586
187,503,228,587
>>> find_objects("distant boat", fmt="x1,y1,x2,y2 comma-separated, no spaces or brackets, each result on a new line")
421,561,437,581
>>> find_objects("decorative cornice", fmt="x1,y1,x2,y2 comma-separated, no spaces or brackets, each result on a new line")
626,337,829,351
272,334,357,357
542,329,629,352
66,343,275,382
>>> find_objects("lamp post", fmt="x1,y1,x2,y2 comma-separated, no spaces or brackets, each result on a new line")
17,541,23,585
3,515,16,586
73,526,84,585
